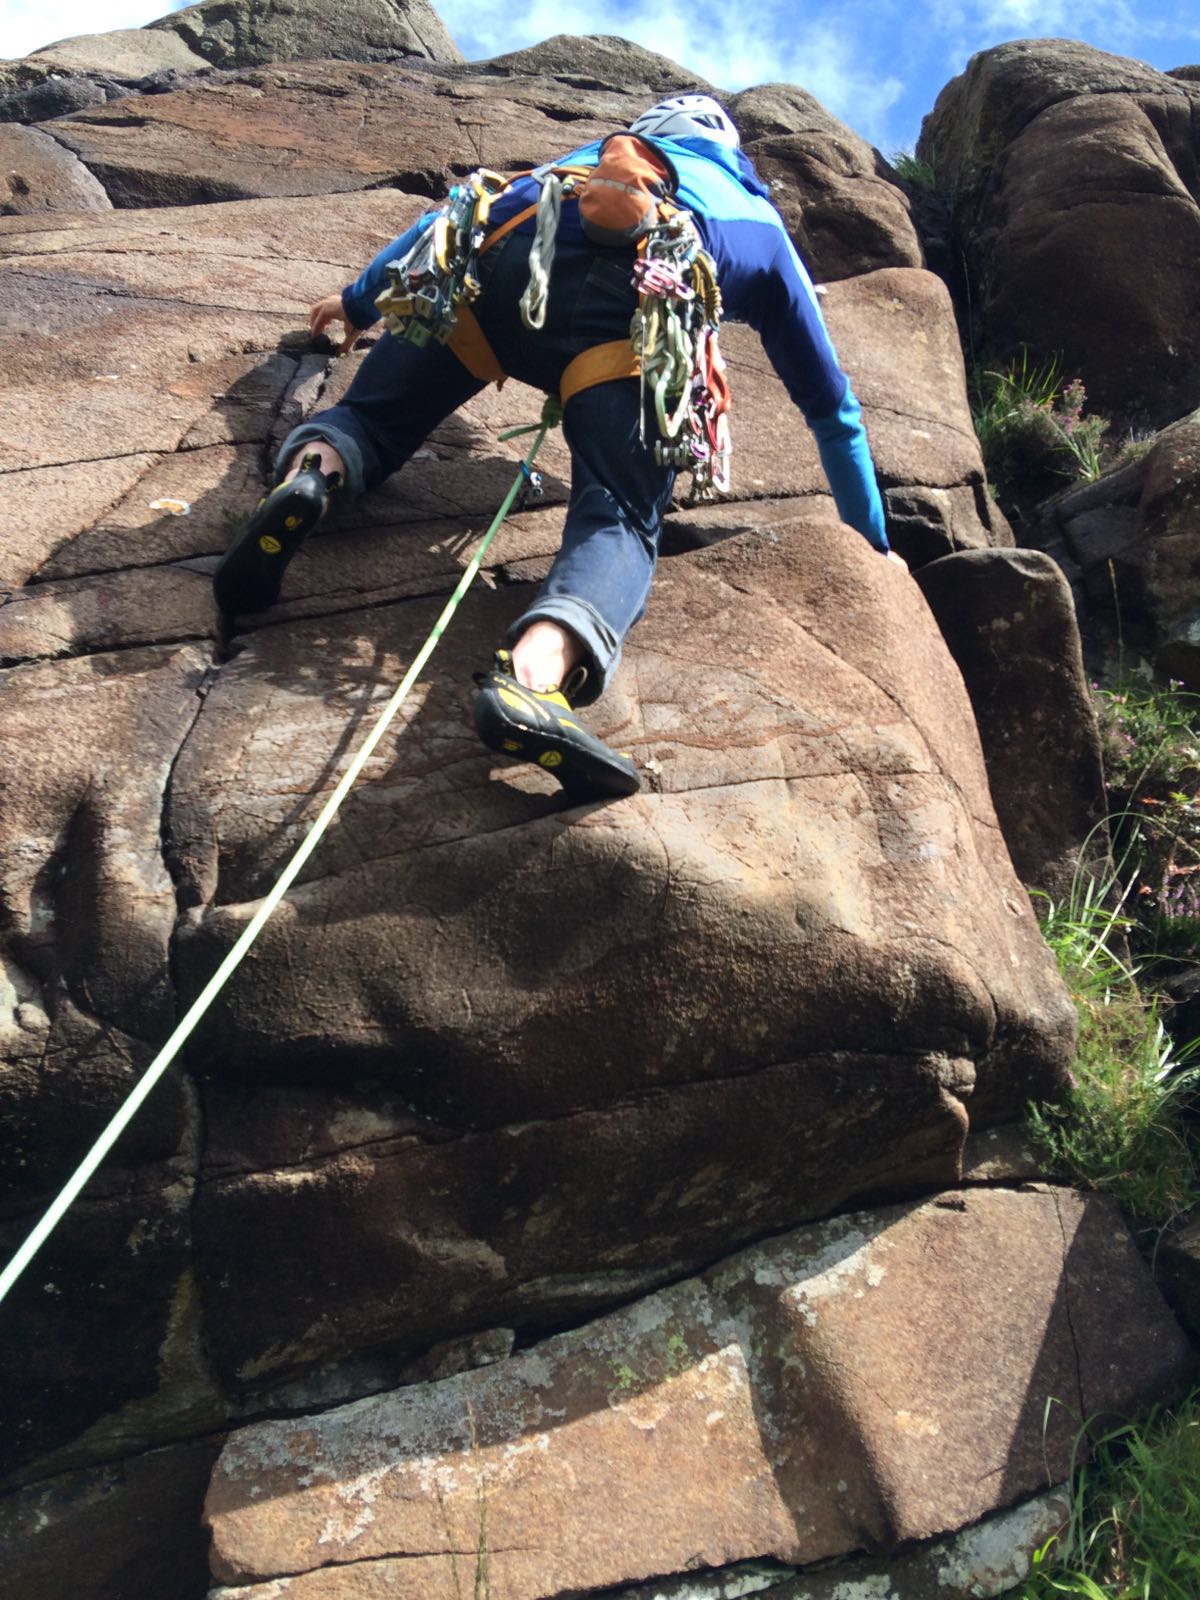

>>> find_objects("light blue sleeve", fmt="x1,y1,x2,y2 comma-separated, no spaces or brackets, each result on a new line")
808,383,889,552
341,210,439,329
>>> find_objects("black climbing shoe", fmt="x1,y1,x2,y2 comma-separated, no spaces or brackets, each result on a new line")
473,651,641,801
212,454,340,617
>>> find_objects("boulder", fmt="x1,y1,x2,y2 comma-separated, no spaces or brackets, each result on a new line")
572,1489,1071,1600
0,165,1070,1483
1042,411,1200,687
1157,1214,1200,1341
39,58,636,207
0,125,112,213
169,490,1072,1386
148,0,463,69
0,1436,222,1600
918,40,1200,429
478,33,708,95
915,548,1110,902
1135,414,1200,684
203,1187,1192,1596
731,83,923,282
0,73,115,126
24,27,212,82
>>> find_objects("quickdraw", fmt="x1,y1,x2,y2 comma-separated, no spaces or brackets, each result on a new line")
632,211,731,500
375,169,510,346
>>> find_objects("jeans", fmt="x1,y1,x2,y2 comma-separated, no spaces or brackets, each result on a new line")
277,234,676,703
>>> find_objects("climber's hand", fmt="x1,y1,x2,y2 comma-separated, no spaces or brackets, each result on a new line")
885,549,909,572
309,295,358,355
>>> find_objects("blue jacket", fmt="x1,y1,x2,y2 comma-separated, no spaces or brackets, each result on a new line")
340,137,888,551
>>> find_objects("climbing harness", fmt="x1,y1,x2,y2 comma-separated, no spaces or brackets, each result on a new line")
375,168,511,347
632,212,731,499
371,149,733,502
0,396,563,1311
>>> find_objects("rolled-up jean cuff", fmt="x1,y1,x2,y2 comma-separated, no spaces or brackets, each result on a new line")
505,596,620,705
275,422,369,497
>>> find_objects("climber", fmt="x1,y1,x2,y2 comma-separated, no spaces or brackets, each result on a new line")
213,93,900,801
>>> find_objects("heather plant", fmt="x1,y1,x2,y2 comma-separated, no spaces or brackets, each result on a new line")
970,353,1112,486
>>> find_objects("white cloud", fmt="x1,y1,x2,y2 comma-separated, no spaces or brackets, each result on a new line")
4,1,192,61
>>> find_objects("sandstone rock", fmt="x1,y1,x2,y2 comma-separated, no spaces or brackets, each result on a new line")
918,40,1200,428
478,33,708,95
0,124,111,214
0,1429,220,1599
0,1171,202,1474
148,0,464,69
1045,412,1200,688
1157,1214,1200,1341
1134,413,1200,682
732,84,922,282
0,648,216,1474
204,1188,1192,1596
25,27,212,82
164,507,1072,1387
0,179,999,661
821,269,1006,559
2,164,1071,1460
602,1489,1071,1600
40,58,629,207
0,73,114,126
0,645,211,1194
915,548,1110,901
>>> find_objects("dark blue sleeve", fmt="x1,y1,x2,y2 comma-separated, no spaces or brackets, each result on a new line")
341,211,438,329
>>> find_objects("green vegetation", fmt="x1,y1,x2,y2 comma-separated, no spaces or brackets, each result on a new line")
1031,878,1197,1225
1021,670,1200,1598
970,352,1111,485
1013,1398,1200,1600
1030,669,1200,1224
1093,675,1200,965
889,148,937,190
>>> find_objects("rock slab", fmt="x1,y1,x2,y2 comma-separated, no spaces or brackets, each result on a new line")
204,1186,1194,1597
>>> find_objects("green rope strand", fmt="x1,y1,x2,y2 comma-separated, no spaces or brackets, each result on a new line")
0,395,561,1309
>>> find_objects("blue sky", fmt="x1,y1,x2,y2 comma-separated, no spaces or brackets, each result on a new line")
7,0,1200,153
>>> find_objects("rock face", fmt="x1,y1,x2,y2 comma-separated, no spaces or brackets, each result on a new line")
0,12,1182,1600
731,83,923,281
204,1187,1193,1597
1,141,1070,1475
24,26,213,82
0,125,112,214
919,39,1200,429
1040,410,1200,687
915,548,1111,902
149,0,464,69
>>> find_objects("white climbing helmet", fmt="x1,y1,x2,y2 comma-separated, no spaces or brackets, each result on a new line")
629,93,740,149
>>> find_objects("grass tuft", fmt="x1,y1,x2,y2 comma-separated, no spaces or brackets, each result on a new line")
889,148,937,190
1014,1396,1200,1599
1031,875,1199,1227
